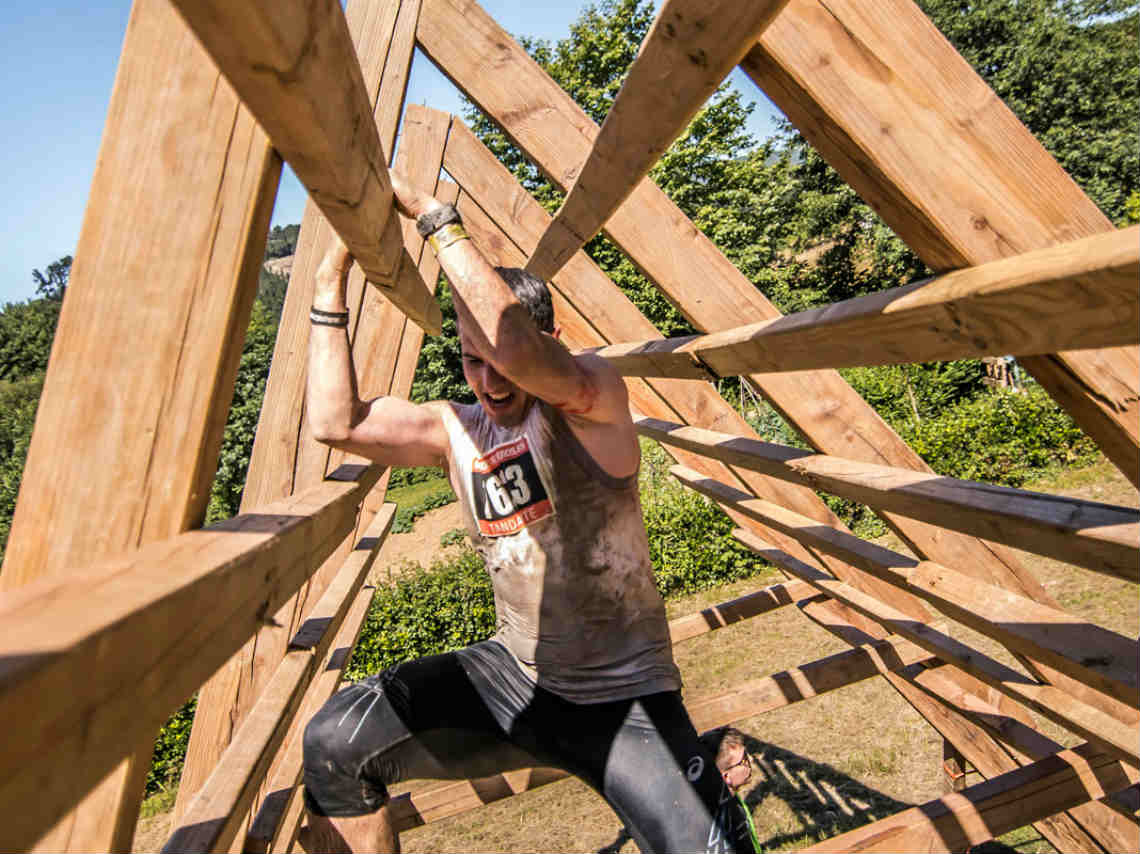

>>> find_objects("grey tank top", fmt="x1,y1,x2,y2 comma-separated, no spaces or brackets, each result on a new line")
440,399,681,703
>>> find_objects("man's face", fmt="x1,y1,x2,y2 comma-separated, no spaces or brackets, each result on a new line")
459,326,534,427
720,743,751,792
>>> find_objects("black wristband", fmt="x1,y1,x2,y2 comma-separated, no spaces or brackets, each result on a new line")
416,204,462,238
310,307,349,327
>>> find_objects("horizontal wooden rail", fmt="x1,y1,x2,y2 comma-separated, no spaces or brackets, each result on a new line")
165,503,395,852
673,466,1139,709
803,742,1139,853
166,0,441,334
730,527,1140,764
389,634,932,832
524,0,789,282
636,415,1140,583
580,227,1139,377
667,580,816,644
242,504,398,853
801,598,1140,853
0,463,381,852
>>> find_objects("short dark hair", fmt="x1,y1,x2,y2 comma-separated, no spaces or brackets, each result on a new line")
699,727,748,771
493,266,555,334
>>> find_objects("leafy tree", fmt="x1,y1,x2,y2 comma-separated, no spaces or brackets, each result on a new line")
32,255,71,301
264,224,300,259
0,373,43,564
410,277,475,404
0,298,60,381
257,268,289,324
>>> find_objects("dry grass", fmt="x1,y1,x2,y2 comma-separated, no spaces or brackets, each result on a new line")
133,461,1138,853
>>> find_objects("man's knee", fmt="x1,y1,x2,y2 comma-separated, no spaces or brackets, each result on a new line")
302,685,393,817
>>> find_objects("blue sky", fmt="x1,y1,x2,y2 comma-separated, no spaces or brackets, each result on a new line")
0,0,782,305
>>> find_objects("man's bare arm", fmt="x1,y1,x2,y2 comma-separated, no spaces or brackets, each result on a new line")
307,241,449,469
389,174,629,427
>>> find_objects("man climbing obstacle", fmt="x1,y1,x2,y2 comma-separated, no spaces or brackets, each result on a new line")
299,173,755,854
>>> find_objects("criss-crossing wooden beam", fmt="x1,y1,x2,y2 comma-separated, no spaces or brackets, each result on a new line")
0,463,382,852
163,503,395,853
636,414,1140,583
728,526,1139,763
166,0,441,333
669,467,1138,710
583,227,1140,378
524,0,790,282
802,742,1139,853
742,0,1139,488
175,2,434,825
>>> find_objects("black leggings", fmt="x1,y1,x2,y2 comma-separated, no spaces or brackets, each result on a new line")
303,640,755,853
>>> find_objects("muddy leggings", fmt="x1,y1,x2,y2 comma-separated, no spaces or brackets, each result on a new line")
303,640,754,854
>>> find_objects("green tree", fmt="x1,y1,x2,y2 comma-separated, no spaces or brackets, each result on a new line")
32,255,72,301
264,224,300,259
0,298,60,381
0,373,43,564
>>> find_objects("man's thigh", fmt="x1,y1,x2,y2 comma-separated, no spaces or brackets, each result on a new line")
302,644,538,818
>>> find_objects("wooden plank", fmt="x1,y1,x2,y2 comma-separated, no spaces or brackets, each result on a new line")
0,0,285,848
0,464,381,853
667,580,817,644
388,638,932,833
801,598,1136,854
165,503,395,853
174,0,430,822
524,0,789,281
636,414,1140,583
741,0,1139,488
419,6,1099,710
585,227,1140,376
166,0,440,333
802,743,1139,853
670,467,1139,711
729,527,1140,763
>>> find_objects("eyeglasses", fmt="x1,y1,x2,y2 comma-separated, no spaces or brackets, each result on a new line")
723,750,752,784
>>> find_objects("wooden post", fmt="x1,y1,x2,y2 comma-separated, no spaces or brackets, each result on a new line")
0,0,282,848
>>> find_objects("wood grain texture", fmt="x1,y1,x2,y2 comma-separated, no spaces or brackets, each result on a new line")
174,1,431,823
0,0,285,847
728,525,1139,763
801,743,1138,853
525,0,789,281
667,580,816,644
636,414,1140,583
164,504,395,853
669,467,1139,713
742,0,1139,487
166,0,440,332
587,227,1140,376
0,464,381,853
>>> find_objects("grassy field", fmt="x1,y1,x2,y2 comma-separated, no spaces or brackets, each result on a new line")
133,461,1138,852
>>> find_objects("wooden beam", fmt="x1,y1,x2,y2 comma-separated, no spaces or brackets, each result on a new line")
166,0,440,333
388,637,933,833
801,598,1139,854
0,0,286,847
585,227,1140,377
636,414,1140,583
730,527,1140,763
802,743,1139,854
670,467,1139,711
667,580,817,644
175,2,433,822
741,0,1139,488
524,0,789,281
0,463,381,852
164,503,394,853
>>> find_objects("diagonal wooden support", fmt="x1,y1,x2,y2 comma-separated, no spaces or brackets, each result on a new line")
801,742,1139,853
584,226,1140,377
525,0,790,282
174,0,432,825
167,0,441,333
636,414,1140,583
741,0,1139,488
728,526,1139,763
0,463,382,853
163,503,395,853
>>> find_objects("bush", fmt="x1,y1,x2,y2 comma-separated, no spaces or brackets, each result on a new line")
347,548,496,679
391,485,457,533
389,465,448,491
146,696,196,796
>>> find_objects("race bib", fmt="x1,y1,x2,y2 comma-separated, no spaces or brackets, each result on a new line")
470,436,555,537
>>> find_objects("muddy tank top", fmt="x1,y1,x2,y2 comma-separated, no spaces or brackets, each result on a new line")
439,399,681,703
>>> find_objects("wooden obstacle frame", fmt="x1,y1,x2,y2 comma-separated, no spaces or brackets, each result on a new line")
0,0,1136,851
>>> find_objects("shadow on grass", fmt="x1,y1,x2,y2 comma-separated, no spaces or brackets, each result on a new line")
596,735,1042,853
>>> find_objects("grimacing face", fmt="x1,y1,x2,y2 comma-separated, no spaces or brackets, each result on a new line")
458,325,534,427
